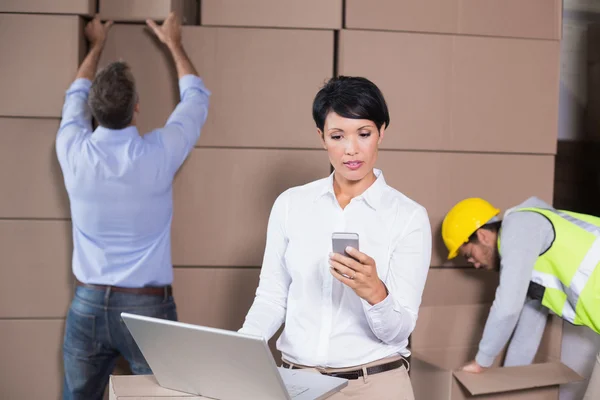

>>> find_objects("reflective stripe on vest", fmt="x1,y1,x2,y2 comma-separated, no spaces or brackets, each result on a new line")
541,209,600,317
511,206,600,329
530,269,576,322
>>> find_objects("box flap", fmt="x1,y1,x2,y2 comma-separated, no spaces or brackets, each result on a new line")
453,363,583,396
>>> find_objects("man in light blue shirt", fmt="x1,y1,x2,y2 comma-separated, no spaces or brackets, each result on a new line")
57,14,209,400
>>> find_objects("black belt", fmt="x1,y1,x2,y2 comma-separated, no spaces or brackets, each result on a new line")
281,359,406,380
76,280,172,297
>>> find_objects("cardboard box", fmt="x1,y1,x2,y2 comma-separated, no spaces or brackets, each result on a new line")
339,30,560,153
0,14,84,118
376,151,555,266
99,25,333,148
345,0,562,40
0,221,73,318
109,375,207,399
410,268,583,399
98,0,198,25
0,0,95,15
172,267,282,362
0,320,65,399
173,268,260,330
171,148,330,266
201,0,342,29
0,118,69,218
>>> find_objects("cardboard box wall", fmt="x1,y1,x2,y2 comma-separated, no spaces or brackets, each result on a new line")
0,14,85,118
0,118,69,218
411,268,582,399
0,320,65,399
98,0,198,24
0,0,95,15
200,0,342,29
345,0,562,40
99,25,333,148
376,151,555,266
0,220,73,318
339,29,560,153
171,148,330,266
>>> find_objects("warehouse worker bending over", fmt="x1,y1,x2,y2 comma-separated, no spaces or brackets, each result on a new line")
442,196,600,399
56,14,209,400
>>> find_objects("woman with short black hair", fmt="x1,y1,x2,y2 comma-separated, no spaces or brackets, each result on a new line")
240,76,432,399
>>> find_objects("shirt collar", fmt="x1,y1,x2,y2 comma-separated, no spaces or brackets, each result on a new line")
315,168,386,210
93,126,140,141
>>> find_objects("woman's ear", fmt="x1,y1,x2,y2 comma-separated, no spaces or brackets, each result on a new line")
317,129,327,150
377,125,386,145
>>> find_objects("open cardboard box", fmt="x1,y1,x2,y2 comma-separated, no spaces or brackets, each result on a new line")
411,268,582,399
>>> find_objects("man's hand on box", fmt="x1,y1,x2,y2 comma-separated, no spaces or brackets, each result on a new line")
461,360,487,373
85,16,113,49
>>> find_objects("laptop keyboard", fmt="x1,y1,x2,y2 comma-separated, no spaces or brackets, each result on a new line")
286,384,309,397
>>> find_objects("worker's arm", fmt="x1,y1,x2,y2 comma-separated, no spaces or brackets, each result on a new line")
76,17,113,81
503,298,549,366
56,17,112,173
464,211,553,372
145,13,209,174
351,206,432,345
239,190,292,339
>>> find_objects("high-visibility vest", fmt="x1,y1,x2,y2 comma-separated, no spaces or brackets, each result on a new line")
507,207,600,334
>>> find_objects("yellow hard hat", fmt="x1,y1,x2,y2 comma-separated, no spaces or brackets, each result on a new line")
442,198,500,260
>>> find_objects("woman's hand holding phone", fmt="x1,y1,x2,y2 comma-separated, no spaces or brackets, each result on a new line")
329,247,388,306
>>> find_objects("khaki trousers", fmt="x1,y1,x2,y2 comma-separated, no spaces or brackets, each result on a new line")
282,356,415,400
583,351,600,399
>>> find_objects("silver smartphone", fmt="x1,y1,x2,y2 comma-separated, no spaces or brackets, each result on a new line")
332,232,359,279
332,232,359,258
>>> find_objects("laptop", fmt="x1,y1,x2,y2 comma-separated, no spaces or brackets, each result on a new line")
120,313,348,400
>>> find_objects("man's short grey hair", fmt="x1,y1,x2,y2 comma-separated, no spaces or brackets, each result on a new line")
88,61,137,130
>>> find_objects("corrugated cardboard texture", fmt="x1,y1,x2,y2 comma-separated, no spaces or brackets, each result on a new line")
454,363,582,396
99,25,333,148
345,0,562,40
173,268,260,330
376,151,555,266
339,30,560,153
0,221,73,318
171,149,330,266
0,118,69,218
0,15,83,118
0,0,95,15
99,0,198,25
0,320,64,399
201,0,342,29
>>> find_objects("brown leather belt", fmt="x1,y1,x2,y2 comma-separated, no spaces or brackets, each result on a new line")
76,280,173,297
281,359,406,380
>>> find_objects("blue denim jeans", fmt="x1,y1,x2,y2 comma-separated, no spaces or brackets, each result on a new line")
62,286,177,400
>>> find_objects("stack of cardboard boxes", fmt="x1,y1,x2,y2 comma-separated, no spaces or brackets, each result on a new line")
340,0,578,398
0,0,575,398
0,2,92,399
